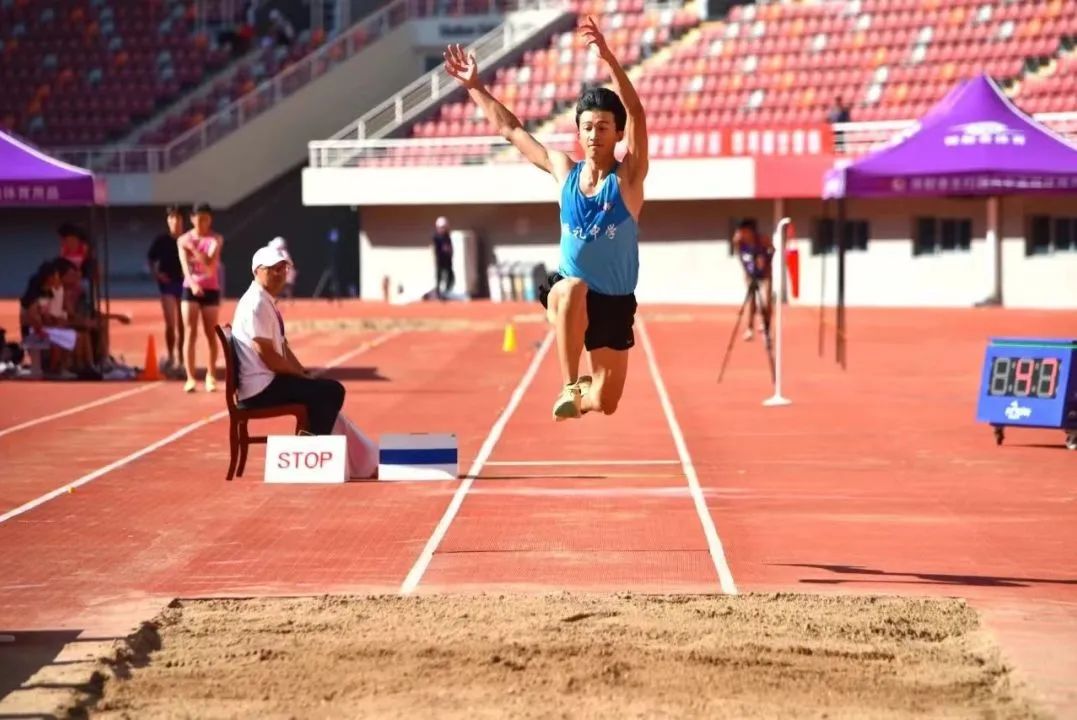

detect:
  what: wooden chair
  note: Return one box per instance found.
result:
[215,324,309,481]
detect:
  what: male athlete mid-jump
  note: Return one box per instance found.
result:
[445,16,649,421]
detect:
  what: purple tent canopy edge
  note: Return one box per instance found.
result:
[823,74,1077,199]
[0,129,106,206]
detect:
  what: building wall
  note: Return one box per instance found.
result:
[357,195,1077,308]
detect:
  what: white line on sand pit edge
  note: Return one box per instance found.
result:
[399,330,555,595]
[484,459,680,467]
[0,382,162,439]
[0,332,397,526]
[637,317,738,595]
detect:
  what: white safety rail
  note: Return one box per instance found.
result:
[47,0,562,174]
[312,125,834,166]
[308,111,1077,168]
[309,132,575,167]
[319,3,569,167]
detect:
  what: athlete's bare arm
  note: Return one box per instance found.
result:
[580,16,648,206]
[176,232,201,295]
[444,43,574,184]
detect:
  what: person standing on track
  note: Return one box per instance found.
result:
[732,219,773,341]
[444,15,649,421]
[147,205,186,374]
[178,202,223,393]
[432,216,454,300]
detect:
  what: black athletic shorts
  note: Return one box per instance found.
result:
[181,288,221,306]
[538,271,637,352]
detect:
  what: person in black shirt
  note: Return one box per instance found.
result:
[147,205,186,372]
[432,216,454,300]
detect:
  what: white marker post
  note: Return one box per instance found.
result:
[764,217,793,407]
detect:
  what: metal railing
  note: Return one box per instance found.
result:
[307,112,1077,168]
[308,124,835,167]
[325,1,566,151]
[46,0,562,174]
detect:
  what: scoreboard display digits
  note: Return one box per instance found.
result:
[987,356,1061,399]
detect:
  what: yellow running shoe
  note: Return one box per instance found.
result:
[552,383,582,421]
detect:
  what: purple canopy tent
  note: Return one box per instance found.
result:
[821,74,1077,366]
[0,129,106,206]
[1,129,113,339]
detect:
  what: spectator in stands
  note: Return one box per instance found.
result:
[231,245,345,435]
[432,216,454,299]
[733,219,773,341]
[178,202,224,393]
[268,236,297,299]
[827,97,851,124]
[268,9,296,47]
[148,205,186,374]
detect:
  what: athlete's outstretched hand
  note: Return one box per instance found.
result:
[579,15,612,61]
[444,43,480,89]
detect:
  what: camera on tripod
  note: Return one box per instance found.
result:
[739,246,774,282]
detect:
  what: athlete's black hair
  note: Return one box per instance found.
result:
[575,87,627,131]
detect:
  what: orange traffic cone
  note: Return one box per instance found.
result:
[139,334,160,380]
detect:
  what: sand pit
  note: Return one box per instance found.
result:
[83,593,1045,719]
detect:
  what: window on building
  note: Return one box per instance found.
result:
[913,216,972,255]
[1027,215,1077,255]
[812,217,869,255]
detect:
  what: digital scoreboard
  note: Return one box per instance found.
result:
[975,338,1077,449]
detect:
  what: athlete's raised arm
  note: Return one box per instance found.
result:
[580,16,648,185]
[444,43,574,184]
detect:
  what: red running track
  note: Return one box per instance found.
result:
[0,302,1074,711]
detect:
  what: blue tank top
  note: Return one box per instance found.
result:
[558,161,639,296]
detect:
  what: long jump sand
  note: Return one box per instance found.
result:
[69,592,1049,719]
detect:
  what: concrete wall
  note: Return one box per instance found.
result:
[105,22,426,208]
[356,195,1077,308]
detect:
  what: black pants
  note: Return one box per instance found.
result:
[436,259,454,297]
[241,374,345,435]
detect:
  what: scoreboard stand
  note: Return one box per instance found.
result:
[975,338,1077,450]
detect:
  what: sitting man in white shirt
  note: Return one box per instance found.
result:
[231,246,345,435]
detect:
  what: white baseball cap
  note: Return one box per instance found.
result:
[251,245,291,273]
[268,236,287,249]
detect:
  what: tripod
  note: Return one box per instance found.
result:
[312,263,341,302]
[313,228,342,302]
[717,276,775,384]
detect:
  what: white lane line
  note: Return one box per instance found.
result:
[399,330,555,595]
[0,332,397,526]
[466,486,696,498]
[637,317,738,595]
[484,459,680,466]
[0,383,162,439]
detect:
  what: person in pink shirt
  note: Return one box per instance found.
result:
[177,202,224,393]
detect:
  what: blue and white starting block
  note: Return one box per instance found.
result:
[378,433,459,481]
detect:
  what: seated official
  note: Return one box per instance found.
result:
[231,246,345,435]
